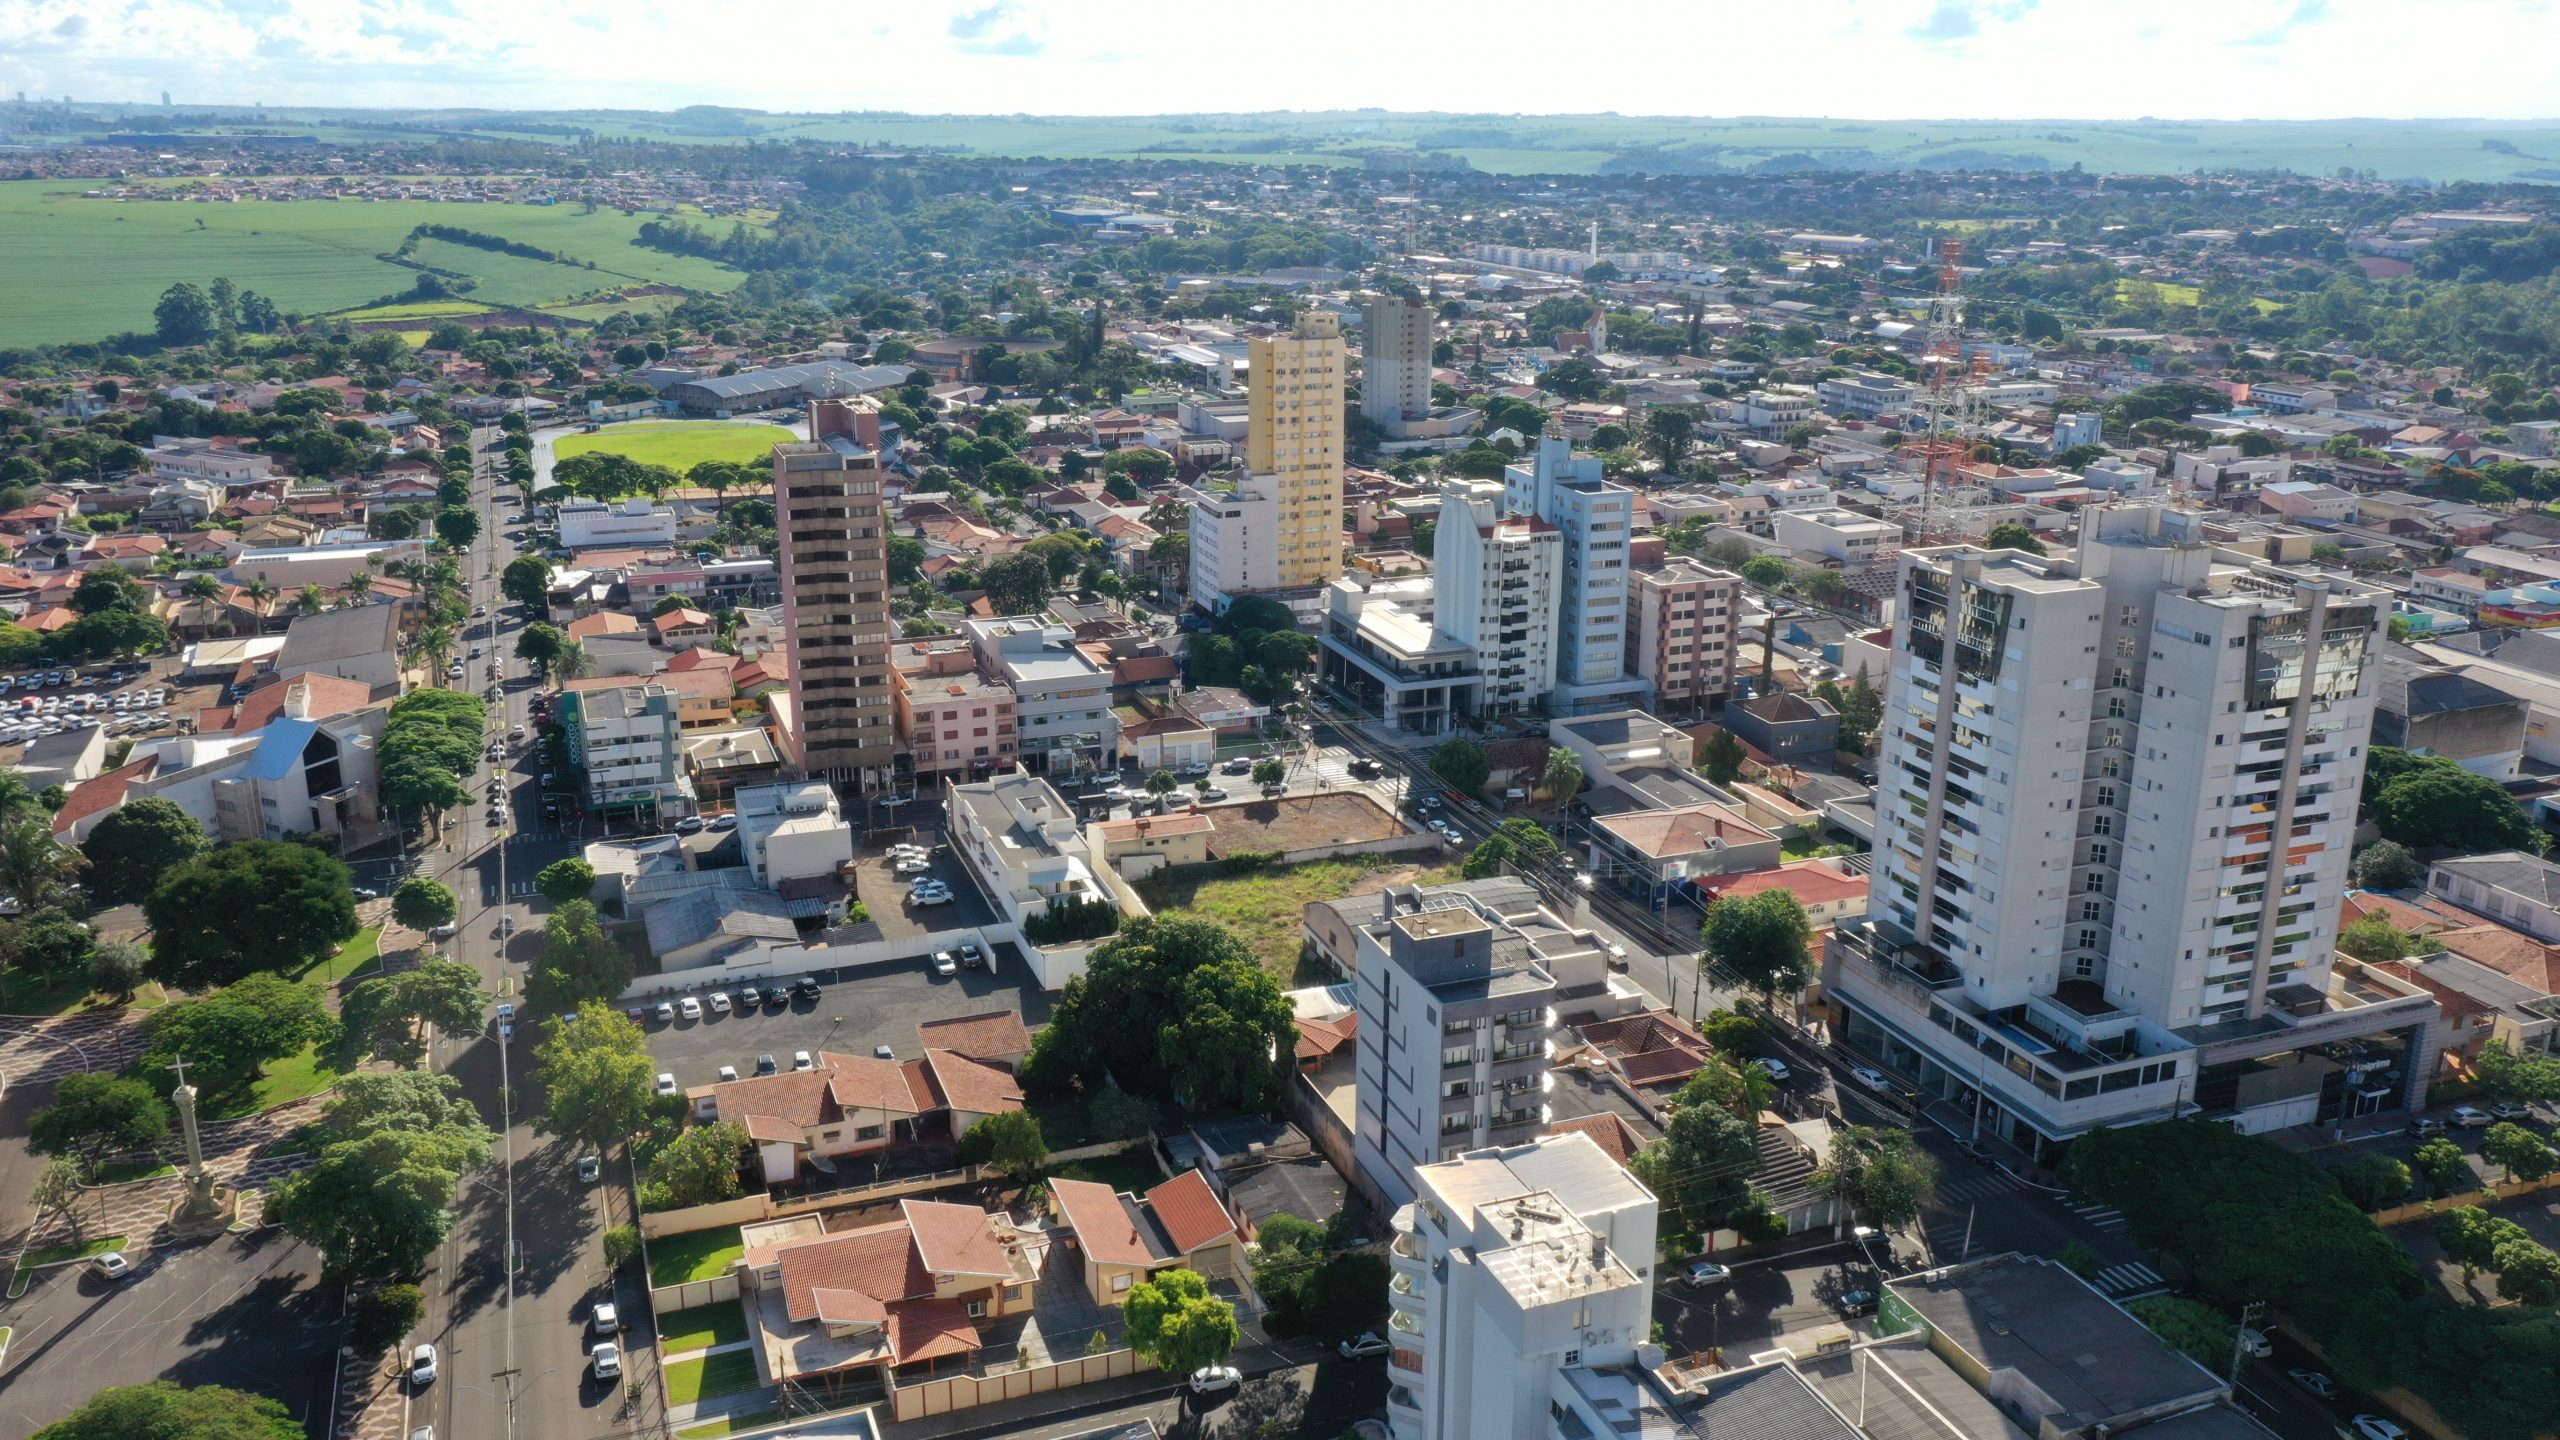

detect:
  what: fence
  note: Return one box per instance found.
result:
[889,1346,1153,1421]
[2370,1171,2560,1227]
[649,1272,741,1314]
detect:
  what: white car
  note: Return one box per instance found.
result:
[1848,1067,1893,1093]
[591,1303,621,1336]
[1187,1365,1242,1396]
[716,1064,738,1083]
[911,886,954,907]
[932,950,959,977]
[410,1343,440,1388]
[708,991,732,1014]
[1755,1057,1791,1083]
[2449,1105,2493,1128]
[792,1050,813,1070]
[655,1072,678,1097]
[91,1251,132,1280]
[678,996,703,1021]
[590,1341,622,1379]
[1337,1333,1390,1359]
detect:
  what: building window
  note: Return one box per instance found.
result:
[1112,1273,1133,1293]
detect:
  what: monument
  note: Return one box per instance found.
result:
[166,1058,239,1235]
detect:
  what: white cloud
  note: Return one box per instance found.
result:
[1,0,2557,120]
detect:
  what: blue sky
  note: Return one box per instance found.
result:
[5,0,2558,120]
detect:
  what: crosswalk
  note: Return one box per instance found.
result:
[2091,1261,2169,1299]
[2071,1202,2130,1232]
[1938,1173,2021,1204]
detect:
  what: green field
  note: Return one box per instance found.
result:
[664,1351,760,1406]
[337,299,493,322]
[0,181,756,347]
[657,1303,749,1353]
[556,421,798,471]
[649,1225,745,1285]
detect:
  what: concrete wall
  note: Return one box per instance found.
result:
[890,1346,1151,1421]
[648,1273,741,1314]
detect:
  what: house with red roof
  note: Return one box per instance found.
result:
[1045,1168,1244,1302]
[651,606,715,646]
[692,1048,1024,1186]
[743,1198,1042,1388]
[1695,858,1869,931]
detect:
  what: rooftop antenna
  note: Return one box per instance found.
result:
[1913,236,1969,544]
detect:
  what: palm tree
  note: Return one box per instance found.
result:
[551,639,594,689]
[415,623,457,682]
[346,569,374,600]
[243,577,277,614]
[295,585,327,615]
[183,573,222,601]
[0,816,83,913]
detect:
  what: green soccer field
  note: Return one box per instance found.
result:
[554,421,800,472]
[0,180,756,348]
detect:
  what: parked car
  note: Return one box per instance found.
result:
[791,976,822,1000]
[932,950,959,977]
[430,922,458,939]
[793,1050,813,1071]
[591,1303,621,1336]
[1848,1067,1893,1093]
[678,996,703,1021]
[2407,1116,2447,1137]
[2352,1418,2408,1440]
[91,1251,132,1281]
[2238,1328,2273,1359]
[674,816,706,835]
[655,1072,678,1097]
[1338,1333,1390,1359]
[912,886,954,906]
[2487,1102,2538,1123]
[709,813,738,831]
[1685,1260,1732,1288]
[960,942,984,969]
[716,1064,738,1082]
[590,1341,622,1380]
[1755,1057,1791,1084]
[410,1344,440,1387]
[874,1044,896,1061]
[655,1002,675,1023]
[2289,1370,2336,1398]
[576,1154,601,1183]
[2450,1105,2493,1129]
[755,1053,778,1076]
[1835,1290,1878,1316]
[708,991,732,1014]
[1187,1365,1242,1396]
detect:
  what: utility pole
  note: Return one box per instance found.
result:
[2228,1301,2264,1385]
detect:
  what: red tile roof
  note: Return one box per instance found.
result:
[914,1012,1031,1064]
[887,1298,981,1365]
[909,1051,1024,1117]
[1144,1170,1235,1256]
[565,611,639,640]
[212,672,375,734]
[50,757,157,836]
[1050,1178,1159,1267]
[774,1221,928,1323]
[1700,859,1868,909]
[1546,1114,1645,1166]
[1294,1012,1356,1063]
[903,1199,1015,1278]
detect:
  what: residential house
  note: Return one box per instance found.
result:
[697,1049,1026,1184]
[1046,1170,1246,1303]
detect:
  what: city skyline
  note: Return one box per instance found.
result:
[8,0,2560,120]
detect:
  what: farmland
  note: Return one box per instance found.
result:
[554,421,802,471]
[0,181,755,348]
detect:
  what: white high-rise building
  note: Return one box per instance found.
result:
[1502,435,1650,715]
[1362,294,1435,430]
[1433,479,1561,716]
[1823,502,2438,1160]
[1383,1131,1659,1440]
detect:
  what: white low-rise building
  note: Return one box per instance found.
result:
[558,497,680,550]
[1772,506,1901,567]
[732,779,853,888]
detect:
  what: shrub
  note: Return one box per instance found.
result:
[351,1283,424,1355]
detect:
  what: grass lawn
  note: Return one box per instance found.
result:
[198,1044,341,1122]
[1134,855,1460,983]
[292,925,383,987]
[0,970,167,1017]
[1049,1144,1165,1195]
[650,1225,745,1286]
[555,421,800,473]
[88,1159,177,1186]
[679,1411,778,1439]
[24,1235,124,1267]
[656,1303,749,1354]
[663,1350,761,1406]
[1780,838,1857,861]
[338,299,492,322]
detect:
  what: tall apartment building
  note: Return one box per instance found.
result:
[1353,884,1618,1208]
[1630,555,1744,712]
[1190,312,1347,614]
[963,617,1119,782]
[1502,435,1649,714]
[772,399,895,788]
[560,682,691,820]
[1384,1131,1658,1440]
[1433,479,1560,716]
[1362,294,1434,430]
[1823,503,2436,1160]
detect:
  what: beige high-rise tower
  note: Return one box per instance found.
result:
[1245,311,1347,590]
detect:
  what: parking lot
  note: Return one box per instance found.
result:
[846,845,1001,945]
[0,1229,340,1439]
[637,955,1053,1093]
[0,663,213,761]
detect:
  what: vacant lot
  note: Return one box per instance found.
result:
[1135,854,1458,983]
[649,1225,745,1286]
[555,421,800,473]
[0,181,753,346]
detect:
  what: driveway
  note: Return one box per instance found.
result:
[0,1227,340,1439]
[640,961,1053,1091]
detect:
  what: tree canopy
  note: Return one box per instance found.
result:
[1429,737,1490,796]
[331,959,486,1069]
[29,1073,171,1177]
[534,1009,657,1154]
[33,1381,302,1440]
[2362,747,2536,852]
[1123,1267,1240,1378]
[1024,916,1292,1111]
[525,899,634,1014]
[266,1071,492,1283]
[76,798,209,906]
[140,972,334,1094]
[142,840,360,991]
[1702,888,1815,1000]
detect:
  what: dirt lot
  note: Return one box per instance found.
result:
[1195,791,1412,858]
[1134,852,1460,984]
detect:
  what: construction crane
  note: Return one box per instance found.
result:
[1909,235,1973,545]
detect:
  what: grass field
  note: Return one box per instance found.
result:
[656,1303,749,1354]
[1049,1144,1166,1195]
[663,1351,761,1406]
[200,1043,341,1122]
[1133,855,1459,982]
[337,299,493,322]
[650,1225,745,1286]
[0,181,756,347]
[555,421,799,471]
[294,925,383,987]
[540,295,679,325]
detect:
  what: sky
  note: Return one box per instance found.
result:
[5,0,2560,121]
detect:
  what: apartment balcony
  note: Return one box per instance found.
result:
[1387,1385,1422,1418]
[1391,1269,1423,1300]
[1388,1308,1423,1338]
[1389,1347,1426,1385]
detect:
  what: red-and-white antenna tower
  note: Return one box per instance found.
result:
[1913,235,1970,543]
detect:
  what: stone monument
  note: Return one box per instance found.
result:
[166,1057,239,1235]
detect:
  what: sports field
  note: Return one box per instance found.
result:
[554,421,799,471]
[0,181,756,348]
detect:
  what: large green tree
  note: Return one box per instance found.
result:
[390,877,459,934]
[1429,737,1490,796]
[2476,1038,2560,1104]
[0,815,84,914]
[1702,888,1815,1002]
[28,1073,171,1178]
[266,1071,492,1283]
[34,1381,301,1440]
[535,857,597,908]
[139,973,334,1093]
[1025,916,1292,1107]
[534,1009,656,1154]
[143,841,359,990]
[2363,747,2535,851]
[956,1109,1050,1180]
[500,555,555,609]
[645,1121,748,1210]
[525,900,634,1014]
[331,960,487,1069]
[980,550,1054,617]
[1161,958,1294,1113]
[1631,1069,1763,1235]
[77,798,209,906]
[1817,1126,1941,1231]
[1123,1267,1239,1378]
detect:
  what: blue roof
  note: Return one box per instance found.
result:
[245,716,318,782]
